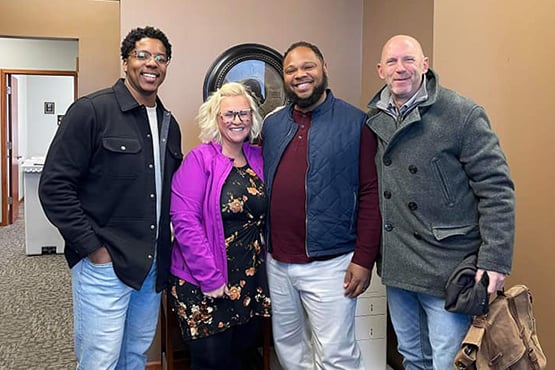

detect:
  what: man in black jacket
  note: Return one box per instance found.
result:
[39,26,182,369]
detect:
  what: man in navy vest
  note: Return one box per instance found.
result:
[262,41,382,370]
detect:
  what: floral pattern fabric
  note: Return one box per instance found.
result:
[169,164,271,340]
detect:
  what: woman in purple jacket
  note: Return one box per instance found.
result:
[168,82,271,369]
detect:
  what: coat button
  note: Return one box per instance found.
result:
[384,191,392,199]
[413,232,422,240]
[408,165,418,174]
[408,201,418,211]
[384,223,394,232]
[384,158,392,166]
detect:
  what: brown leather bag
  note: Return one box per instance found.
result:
[453,285,547,370]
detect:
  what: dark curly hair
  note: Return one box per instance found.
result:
[120,26,172,61]
[283,41,324,64]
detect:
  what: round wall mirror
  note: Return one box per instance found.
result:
[203,43,286,117]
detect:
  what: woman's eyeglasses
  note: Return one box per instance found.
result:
[219,110,252,123]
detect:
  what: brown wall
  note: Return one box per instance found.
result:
[363,0,554,364]
[0,0,121,96]
[361,0,434,108]
[2,0,552,366]
[121,0,366,362]
[434,1,555,361]
[120,0,365,153]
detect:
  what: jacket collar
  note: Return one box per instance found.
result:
[366,70,441,143]
[367,69,440,112]
[112,78,167,113]
[207,141,257,159]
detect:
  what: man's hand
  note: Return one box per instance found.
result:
[88,245,112,264]
[476,269,506,294]
[343,263,371,298]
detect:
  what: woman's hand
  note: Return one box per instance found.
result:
[204,284,230,298]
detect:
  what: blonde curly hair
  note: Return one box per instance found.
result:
[198,82,263,144]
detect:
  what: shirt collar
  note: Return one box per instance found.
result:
[377,74,429,117]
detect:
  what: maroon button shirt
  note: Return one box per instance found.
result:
[269,109,380,268]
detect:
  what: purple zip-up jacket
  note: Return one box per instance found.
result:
[169,141,264,293]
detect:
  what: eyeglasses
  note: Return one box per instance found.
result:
[219,110,253,123]
[129,50,170,65]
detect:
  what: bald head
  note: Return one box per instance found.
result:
[380,35,426,64]
[377,35,429,107]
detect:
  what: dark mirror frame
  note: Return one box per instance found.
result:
[202,43,286,116]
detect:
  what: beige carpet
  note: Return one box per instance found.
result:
[0,210,394,370]
[0,210,74,369]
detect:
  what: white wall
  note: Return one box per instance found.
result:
[0,37,78,70]
[14,75,74,202]
[24,75,74,157]
[15,75,28,200]
[0,37,78,222]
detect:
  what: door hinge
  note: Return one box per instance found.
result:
[7,196,13,205]
[6,86,11,95]
[7,141,12,150]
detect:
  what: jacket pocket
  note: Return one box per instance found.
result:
[431,157,455,206]
[432,224,478,241]
[102,137,142,178]
[103,137,142,153]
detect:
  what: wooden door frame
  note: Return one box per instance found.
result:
[0,69,78,226]
[9,75,20,224]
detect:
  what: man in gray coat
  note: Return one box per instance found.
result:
[366,35,515,369]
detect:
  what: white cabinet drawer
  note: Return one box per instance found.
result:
[357,338,387,370]
[355,315,386,340]
[356,296,387,316]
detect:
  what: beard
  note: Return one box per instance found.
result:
[285,73,328,110]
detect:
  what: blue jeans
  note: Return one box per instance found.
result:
[71,258,161,370]
[387,286,472,370]
[267,252,363,370]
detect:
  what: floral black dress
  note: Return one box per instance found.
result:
[169,164,271,341]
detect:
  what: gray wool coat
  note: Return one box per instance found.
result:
[366,69,515,297]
